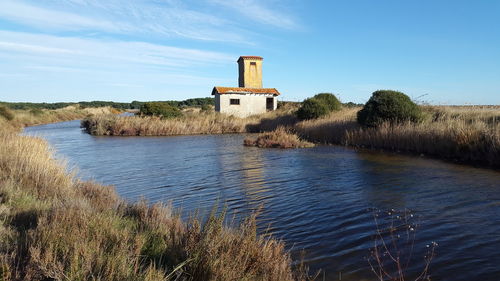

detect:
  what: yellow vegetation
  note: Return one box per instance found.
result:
[244,127,314,148]
[0,124,314,280]
[295,106,500,167]
[0,106,119,131]
[81,104,299,136]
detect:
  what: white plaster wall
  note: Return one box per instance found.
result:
[216,94,276,117]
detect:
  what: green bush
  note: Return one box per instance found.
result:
[139,102,182,119]
[0,105,14,121]
[296,98,329,120]
[296,93,342,120]
[313,93,342,111]
[200,104,212,112]
[357,90,423,127]
[29,108,44,116]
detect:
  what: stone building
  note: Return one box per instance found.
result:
[212,56,280,117]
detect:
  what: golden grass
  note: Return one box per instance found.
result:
[244,127,314,148]
[0,126,314,280]
[81,104,299,136]
[81,104,499,167]
[0,106,119,132]
[294,105,500,167]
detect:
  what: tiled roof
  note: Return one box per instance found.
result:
[212,87,280,96]
[237,56,263,61]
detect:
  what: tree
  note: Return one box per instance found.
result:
[357,90,423,127]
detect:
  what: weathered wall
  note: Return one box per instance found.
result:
[238,59,263,88]
[216,94,276,117]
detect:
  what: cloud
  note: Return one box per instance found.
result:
[0,30,234,68]
[0,0,248,42]
[208,0,300,30]
[0,1,127,32]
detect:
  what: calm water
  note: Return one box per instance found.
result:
[25,120,500,281]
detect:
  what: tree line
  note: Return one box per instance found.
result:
[0,98,215,110]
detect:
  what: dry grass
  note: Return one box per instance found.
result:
[294,105,500,167]
[244,127,314,149]
[81,104,299,136]
[0,126,314,280]
[0,106,119,132]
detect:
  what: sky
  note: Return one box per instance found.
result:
[0,0,499,104]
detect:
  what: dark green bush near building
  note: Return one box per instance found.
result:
[313,93,342,112]
[296,98,329,120]
[139,102,182,119]
[296,93,342,120]
[357,90,423,127]
[0,105,14,120]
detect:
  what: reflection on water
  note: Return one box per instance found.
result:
[24,120,500,281]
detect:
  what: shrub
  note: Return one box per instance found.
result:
[296,93,342,120]
[357,90,423,127]
[312,93,341,112]
[140,102,182,119]
[200,104,212,112]
[296,98,329,120]
[0,105,14,121]
[29,108,44,116]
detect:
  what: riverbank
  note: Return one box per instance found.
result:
[81,105,499,168]
[0,105,119,132]
[0,122,312,280]
[295,105,500,168]
[81,104,299,136]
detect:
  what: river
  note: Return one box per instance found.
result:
[24,120,500,281]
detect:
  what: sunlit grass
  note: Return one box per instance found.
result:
[0,123,314,280]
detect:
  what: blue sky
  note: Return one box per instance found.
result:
[0,0,499,104]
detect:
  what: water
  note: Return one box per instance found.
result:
[25,120,500,281]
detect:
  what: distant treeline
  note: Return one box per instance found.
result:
[0,98,215,110]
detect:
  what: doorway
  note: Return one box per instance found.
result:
[266,98,274,111]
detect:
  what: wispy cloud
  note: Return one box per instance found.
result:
[209,0,300,30]
[0,1,127,33]
[0,31,234,68]
[0,0,248,42]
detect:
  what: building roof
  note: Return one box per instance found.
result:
[212,86,280,96]
[237,56,263,62]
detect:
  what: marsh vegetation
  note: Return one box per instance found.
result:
[0,122,314,281]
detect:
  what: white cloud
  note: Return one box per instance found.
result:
[0,1,127,32]
[0,0,248,42]
[209,0,300,30]
[0,31,234,68]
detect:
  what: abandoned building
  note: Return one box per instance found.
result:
[212,56,281,117]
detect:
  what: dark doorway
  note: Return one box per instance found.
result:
[266,98,274,111]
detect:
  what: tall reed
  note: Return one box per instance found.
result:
[0,127,314,280]
[82,105,299,136]
[0,106,119,131]
[294,106,500,167]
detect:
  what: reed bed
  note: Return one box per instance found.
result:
[294,105,500,167]
[0,106,119,131]
[0,127,313,280]
[81,105,299,136]
[244,127,314,149]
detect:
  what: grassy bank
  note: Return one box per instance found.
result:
[0,105,119,131]
[244,127,314,148]
[80,104,499,167]
[0,124,313,280]
[295,106,500,168]
[81,105,299,136]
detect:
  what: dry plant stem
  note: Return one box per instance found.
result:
[368,209,437,281]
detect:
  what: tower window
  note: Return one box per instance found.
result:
[250,62,256,66]
[230,99,240,105]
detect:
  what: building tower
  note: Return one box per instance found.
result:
[238,56,263,88]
